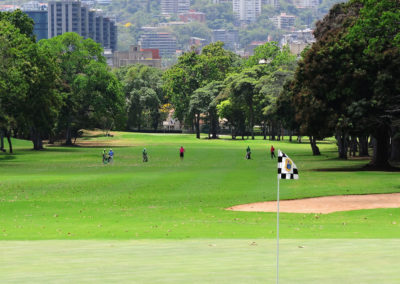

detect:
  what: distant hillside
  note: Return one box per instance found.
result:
[6,0,347,53]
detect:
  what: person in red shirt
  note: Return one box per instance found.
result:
[180,146,185,159]
[270,145,275,159]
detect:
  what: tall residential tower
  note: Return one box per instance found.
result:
[47,0,117,51]
[233,0,261,23]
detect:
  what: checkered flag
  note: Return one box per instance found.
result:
[277,150,299,180]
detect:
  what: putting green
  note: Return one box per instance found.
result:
[1,239,399,283]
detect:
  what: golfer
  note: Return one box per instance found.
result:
[102,149,107,163]
[271,145,276,159]
[108,149,114,163]
[180,146,185,159]
[143,148,148,162]
[246,146,251,159]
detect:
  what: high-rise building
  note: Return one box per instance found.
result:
[233,0,261,23]
[48,1,117,51]
[22,1,48,41]
[271,13,296,30]
[48,0,82,37]
[80,5,89,38]
[161,0,190,15]
[109,20,117,52]
[139,32,177,57]
[88,9,97,39]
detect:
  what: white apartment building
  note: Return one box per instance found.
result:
[161,0,190,15]
[233,0,261,23]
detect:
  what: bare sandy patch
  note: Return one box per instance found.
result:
[227,193,400,214]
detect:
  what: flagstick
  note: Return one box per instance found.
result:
[277,175,280,284]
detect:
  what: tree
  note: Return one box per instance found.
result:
[25,43,62,150]
[121,64,164,131]
[0,18,62,151]
[275,81,300,142]
[217,99,246,139]
[258,68,295,140]
[345,0,400,167]
[229,70,259,140]
[0,9,35,39]
[39,32,105,144]
[0,11,37,152]
[189,81,225,139]
[163,42,239,137]
[0,20,29,152]
[163,51,200,128]
[290,1,364,157]
[293,0,400,165]
[73,61,126,136]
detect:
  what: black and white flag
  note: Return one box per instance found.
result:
[277,150,299,180]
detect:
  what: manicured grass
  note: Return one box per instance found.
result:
[0,132,399,239]
[1,239,400,283]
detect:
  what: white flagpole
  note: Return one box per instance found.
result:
[277,175,280,284]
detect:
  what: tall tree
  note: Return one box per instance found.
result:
[73,61,126,135]
[189,81,225,139]
[163,42,239,137]
[217,99,246,140]
[0,9,34,39]
[39,32,105,144]
[345,0,400,167]
[229,69,259,140]
[290,0,400,165]
[121,64,164,131]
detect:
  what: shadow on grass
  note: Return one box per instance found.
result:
[313,164,400,172]
[45,144,126,149]
[0,154,17,161]
[41,147,81,153]
[80,134,113,140]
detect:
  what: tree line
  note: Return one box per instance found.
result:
[284,0,400,168]
[0,10,125,151]
[162,0,400,168]
[1,0,399,169]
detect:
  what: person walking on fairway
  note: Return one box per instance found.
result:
[270,145,276,159]
[102,149,107,164]
[142,148,148,162]
[108,149,114,163]
[180,146,185,159]
[246,146,251,159]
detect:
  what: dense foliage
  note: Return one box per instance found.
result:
[1,0,399,167]
[286,0,400,166]
[0,11,126,150]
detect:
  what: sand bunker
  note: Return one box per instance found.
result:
[227,193,400,214]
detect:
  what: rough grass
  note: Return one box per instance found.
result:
[0,132,399,240]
